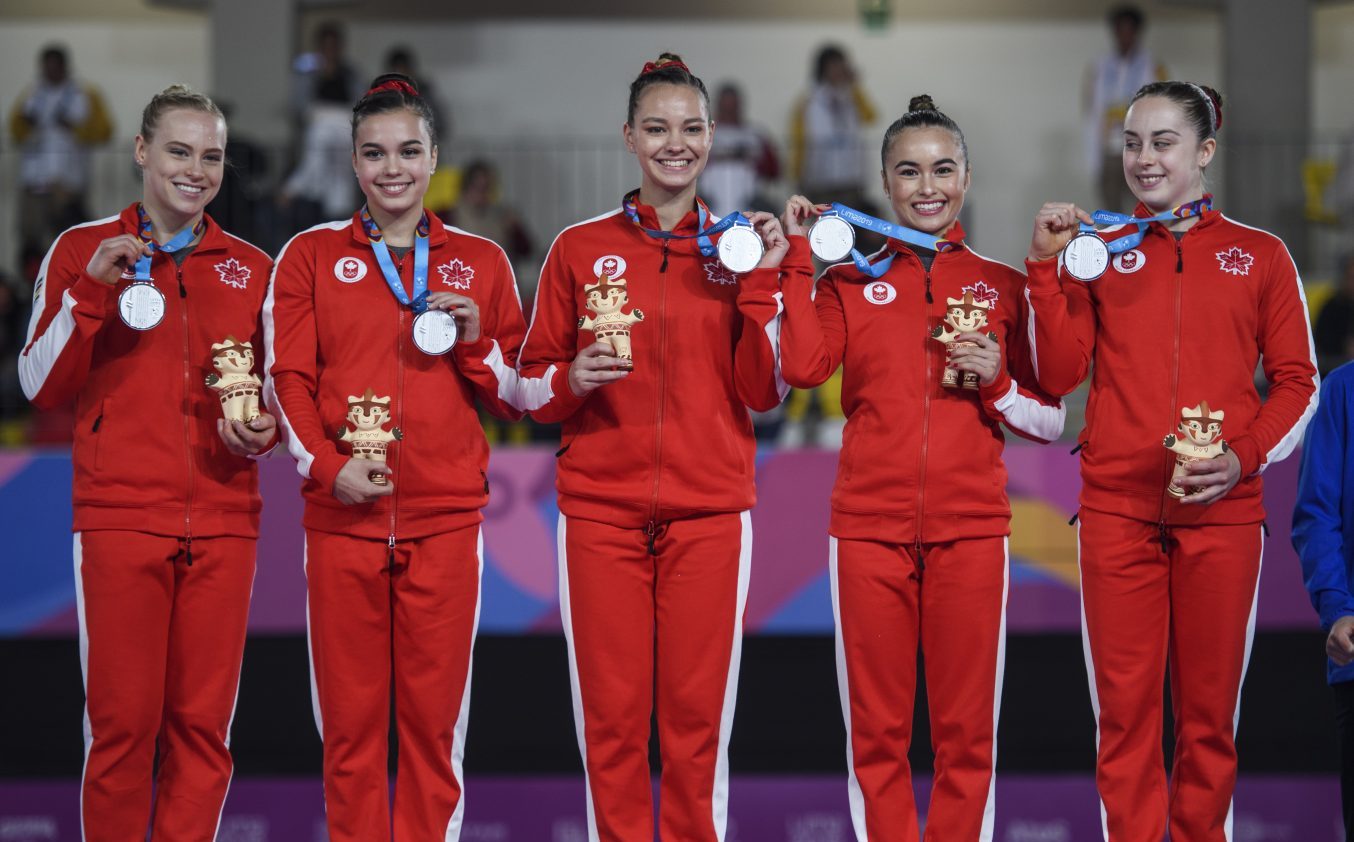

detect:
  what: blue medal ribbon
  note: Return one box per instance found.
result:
[133,205,203,282]
[821,203,958,279]
[1077,195,1212,254]
[361,206,430,315]
[622,190,739,257]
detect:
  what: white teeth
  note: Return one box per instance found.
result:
[379,183,410,193]
[659,160,690,168]
[914,201,943,212]
[174,184,203,195]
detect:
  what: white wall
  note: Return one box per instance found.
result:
[6,9,1354,266]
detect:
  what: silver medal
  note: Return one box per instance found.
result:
[1062,233,1111,282]
[118,282,166,331]
[717,225,764,274]
[412,309,458,355]
[808,215,855,263]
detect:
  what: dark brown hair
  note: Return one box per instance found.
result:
[351,73,437,147]
[626,53,708,126]
[1129,81,1224,142]
[880,95,969,169]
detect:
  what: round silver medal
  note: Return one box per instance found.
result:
[717,225,764,274]
[118,282,166,331]
[412,309,458,355]
[1062,233,1111,282]
[808,216,855,262]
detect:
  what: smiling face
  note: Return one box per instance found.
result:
[947,304,988,331]
[1180,417,1222,446]
[213,346,254,374]
[1122,95,1215,213]
[585,285,627,315]
[353,108,437,224]
[881,126,970,236]
[623,83,712,196]
[135,108,226,231]
[347,401,391,430]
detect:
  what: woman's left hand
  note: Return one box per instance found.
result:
[1178,449,1243,505]
[426,292,481,343]
[218,413,277,457]
[746,211,789,270]
[949,332,1002,386]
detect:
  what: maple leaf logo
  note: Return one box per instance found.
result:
[1215,247,1254,277]
[214,258,250,289]
[703,261,739,286]
[438,259,475,290]
[961,280,999,308]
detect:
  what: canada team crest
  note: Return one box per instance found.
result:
[864,281,896,305]
[1113,249,1146,274]
[960,280,999,310]
[1216,247,1254,277]
[703,261,739,286]
[593,255,627,280]
[334,257,368,283]
[438,259,475,290]
[214,258,251,289]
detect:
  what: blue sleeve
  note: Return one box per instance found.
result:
[1292,370,1354,631]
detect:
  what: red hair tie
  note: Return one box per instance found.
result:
[366,79,418,98]
[641,59,690,76]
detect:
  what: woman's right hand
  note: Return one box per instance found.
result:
[782,195,823,238]
[568,341,631,398]
[85,235,152,286]
[1028,202,1093,263]
[332,458,394,505]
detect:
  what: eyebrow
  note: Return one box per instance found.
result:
[894,158,959,168]
[166,140,225,155]
[1123,129,1181,138]
[360,139,423,149]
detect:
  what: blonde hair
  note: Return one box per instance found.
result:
[140,84,224,141]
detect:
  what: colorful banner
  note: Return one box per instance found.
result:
[0,775,1340,841]
[0,444,1317,636]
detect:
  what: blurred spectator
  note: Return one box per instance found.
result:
[790,44,876,209]
[7,44,113,268]
[1085,5,1167,211]
[444,160,534,293]
[386,46,450,143]
[206,101,269,247]
[280,22,361,224]
[0,271,29,440]
[701,83,781,217]
[1316,255,1354,376]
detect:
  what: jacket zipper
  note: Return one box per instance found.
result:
[915,270,933,574]
[178,263,194,564]
[390,260,409,559]
[1158,238,1185,544]
[648,242,671,541]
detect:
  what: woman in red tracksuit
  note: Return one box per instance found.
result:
[1026,82,1318,841]
[264,75,528,842]
[516,54,806,841]
[18,86,275,841]
[777,96,1064,841]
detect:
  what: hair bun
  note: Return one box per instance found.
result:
[1199,84,1224,131]
[641,53,691,77]
[363,73,420,100]
[908,95,938,113]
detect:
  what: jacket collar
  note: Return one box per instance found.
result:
[885,219,967,260]
[622,190,717,244]
[118,202,231,254]
[347,207,451,248]
[1131,197,1220,238]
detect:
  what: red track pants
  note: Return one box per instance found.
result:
[558,512,751,842]
[831,535,1008,842]
[75,530,255,842]
[305,525,482,842]
[1078,510,1263,842]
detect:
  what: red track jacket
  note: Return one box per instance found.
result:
[1025,206,1319,525]
[20,204,273,538]
[265,211,527,540]
[778,225,1065,545]
[517,196,806,527]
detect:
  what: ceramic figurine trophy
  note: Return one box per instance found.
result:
[1163,401,1228,498]
[204,336,262,423]
[578,267,644,361]
[337,389,402,486]
[930,291,995,390]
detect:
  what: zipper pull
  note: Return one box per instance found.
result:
[659,242,669,274]
[184,536,193,567]
[914,538,926,573]
[92,414,103,432]
[1067,511,1080,527]
[1175,244,1183,273]
[924,273,933,304]
[177,268,187,299]
[388,534,396,566]
[646,520,658,556]
[1158,521,1170,554]
[1069,441,1085,455]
